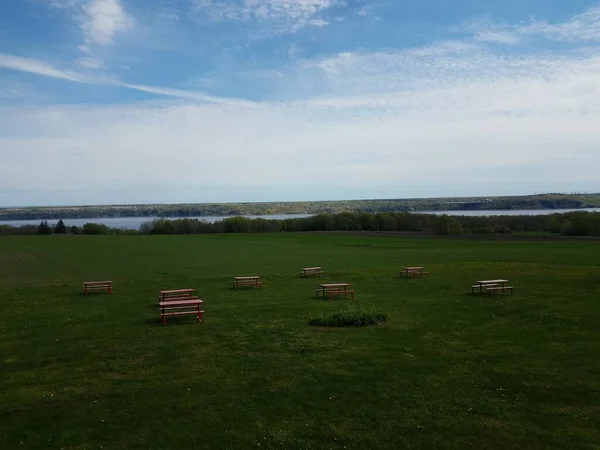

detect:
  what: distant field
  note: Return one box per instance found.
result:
[1,234,599,449]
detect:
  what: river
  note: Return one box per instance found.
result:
[2,209,599,230]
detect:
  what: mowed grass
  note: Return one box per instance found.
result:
[1,233,599,449]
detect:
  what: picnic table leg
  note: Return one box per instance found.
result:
[108,285,112,295]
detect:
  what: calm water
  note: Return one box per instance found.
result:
[421,208,600,217]
[2,209,600,230]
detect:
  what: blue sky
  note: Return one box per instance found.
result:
[1,0,600,206]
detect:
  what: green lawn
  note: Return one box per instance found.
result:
[1,233,599,449]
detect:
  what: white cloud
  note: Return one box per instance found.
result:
[193,0,337,31]
[45,0,134,68]
[0,53,84,83]
[117,83,257,107]
[44,0,79,9]
[81,0,134,46]
[76,55,107,69]
[466,5,600,45]
[3,4,600,203]
[474,29,521,45]
[525,6,600,42]
[3,38,600,203]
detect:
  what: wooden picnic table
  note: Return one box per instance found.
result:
[233,276,263,289]
[316,283,354,300]
[400,267,429,278]
[476,279,509,287]
[159,298,204,325]
[301,267,323,277]
[472,279,513,295]
[83,281,112,295]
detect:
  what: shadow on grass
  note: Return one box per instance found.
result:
[79,292,114,298]
[144,317,204,327]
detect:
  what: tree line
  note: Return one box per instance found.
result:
[0,220,137,236]
[1,193,599,221]
[3,211,599,237]
[137,211,600,236]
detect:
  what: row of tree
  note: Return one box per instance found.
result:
[1,211,600,237]
[138,211,600,236]
[0,220,135,236]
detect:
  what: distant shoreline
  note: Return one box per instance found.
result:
[1,193,599,222]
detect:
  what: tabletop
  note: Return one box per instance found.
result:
[320,283,351,288]
[403,267,425,270]
[235,276,260,280]
[303,267,323,270]
[476,279,508,284]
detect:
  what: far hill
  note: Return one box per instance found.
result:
[1,193,599,221]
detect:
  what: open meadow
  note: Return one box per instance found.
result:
[1,233,599,449]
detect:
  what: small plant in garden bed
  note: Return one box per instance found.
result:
[308,308,387,327]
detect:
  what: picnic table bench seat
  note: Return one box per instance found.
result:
[471,283,498,294]
[83,281,112,295]
[485,286,514,296]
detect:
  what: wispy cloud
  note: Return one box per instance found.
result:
[118,82,257,107]
[466,5,600,45]
[0,52,256,106]
[473,29,521,45]
[193,0,338,32]
[0,53,84,83]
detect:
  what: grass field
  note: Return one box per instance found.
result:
[1,233,599,449]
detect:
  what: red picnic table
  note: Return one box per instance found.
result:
[316,283,354,300]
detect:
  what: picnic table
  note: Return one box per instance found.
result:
[83,281,112,295]
[300,267,323,278]
[400,267,429,278]
[159,298,204,325]
[316,283,354,300]
[233,276,263,290]
[472,279,513,295]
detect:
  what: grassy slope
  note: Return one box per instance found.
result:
[0,234,599,449]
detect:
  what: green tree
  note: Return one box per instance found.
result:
[433,216,463,235]
[37,220,52,235]
[82,223,111,235]
[54,219,67,234]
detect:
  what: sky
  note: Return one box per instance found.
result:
[1,1,600,206]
